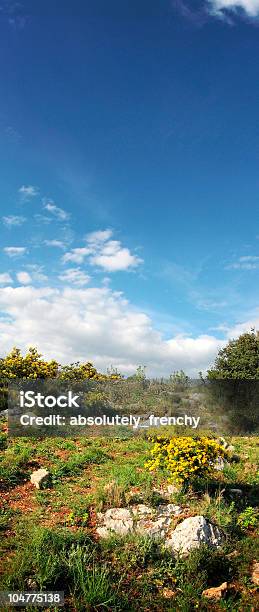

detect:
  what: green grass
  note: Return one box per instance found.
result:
[0,432,258,610]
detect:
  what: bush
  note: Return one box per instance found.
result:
[237,506,258,530]
[0,347,58,379]
[145,436,227,486]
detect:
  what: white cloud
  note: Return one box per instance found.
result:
[44,239,66,249]
[63,229,143,272]
[0,284,224,376]
[0,273,12,285]
[86,229,113,245]
[209,0,259,16]
[59,268,91,286]
[226,255,259,270]
[43,199,70,221]
[3,215,26,227]
[19,185,38,200]
[62,247,91,264]
[16,271,31,285]
[90,240,143,272]
[4,247,27,258]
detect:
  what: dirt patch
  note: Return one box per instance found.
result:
[1,481,36,513]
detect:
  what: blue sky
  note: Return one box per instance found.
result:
[1,0,259,375]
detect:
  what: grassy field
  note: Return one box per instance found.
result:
[0,418,258,611]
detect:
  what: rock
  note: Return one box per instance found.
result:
[136,516,171,539]
[30,468,50,489]
[96,507,133,538]
[134,503,183,539]
[251,560,259,586]
[131,504,154,517]
[96,503,183,539]
[202,582,228,601]
[229,488,243,496]
[156,504,182,517]
[165,515,225,556]
[162,588,176,599]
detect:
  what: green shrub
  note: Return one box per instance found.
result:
[237,506,258,530]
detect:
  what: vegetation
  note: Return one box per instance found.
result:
[208,329,259,379]
[0,336,258,609]
[0,425,258,611]
[145,436,228,486]
[0,346,122,381]
[0,347,58,380]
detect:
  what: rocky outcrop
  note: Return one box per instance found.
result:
[96,503,182,539]
[165,515,225,556]
[96,507,225,558]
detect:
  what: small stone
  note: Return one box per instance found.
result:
[202,582,228,601]
[30,468,50,489]
[165,515,225,556]
[162,588,176,599]
[251,560,259,586]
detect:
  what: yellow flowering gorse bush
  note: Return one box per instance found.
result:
[145,436,227,485]
[0,347,122,381]
[0,347,58,379]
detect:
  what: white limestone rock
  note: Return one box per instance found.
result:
[165,515,225,556]
[96,507,133,538]
[30,468,50,489]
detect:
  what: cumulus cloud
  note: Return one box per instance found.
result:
[43,199,70,221]
[90,240,143,272]
[16,271,31,285]
[19,185,38,200]
[4,247,27,258]
[2,215,26,227]
[59,268,91,287]
[0,284,224,376]
[62,247,91,264]
[209,0,259,16]
[63,229,143,272]
[0,273,12,285]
